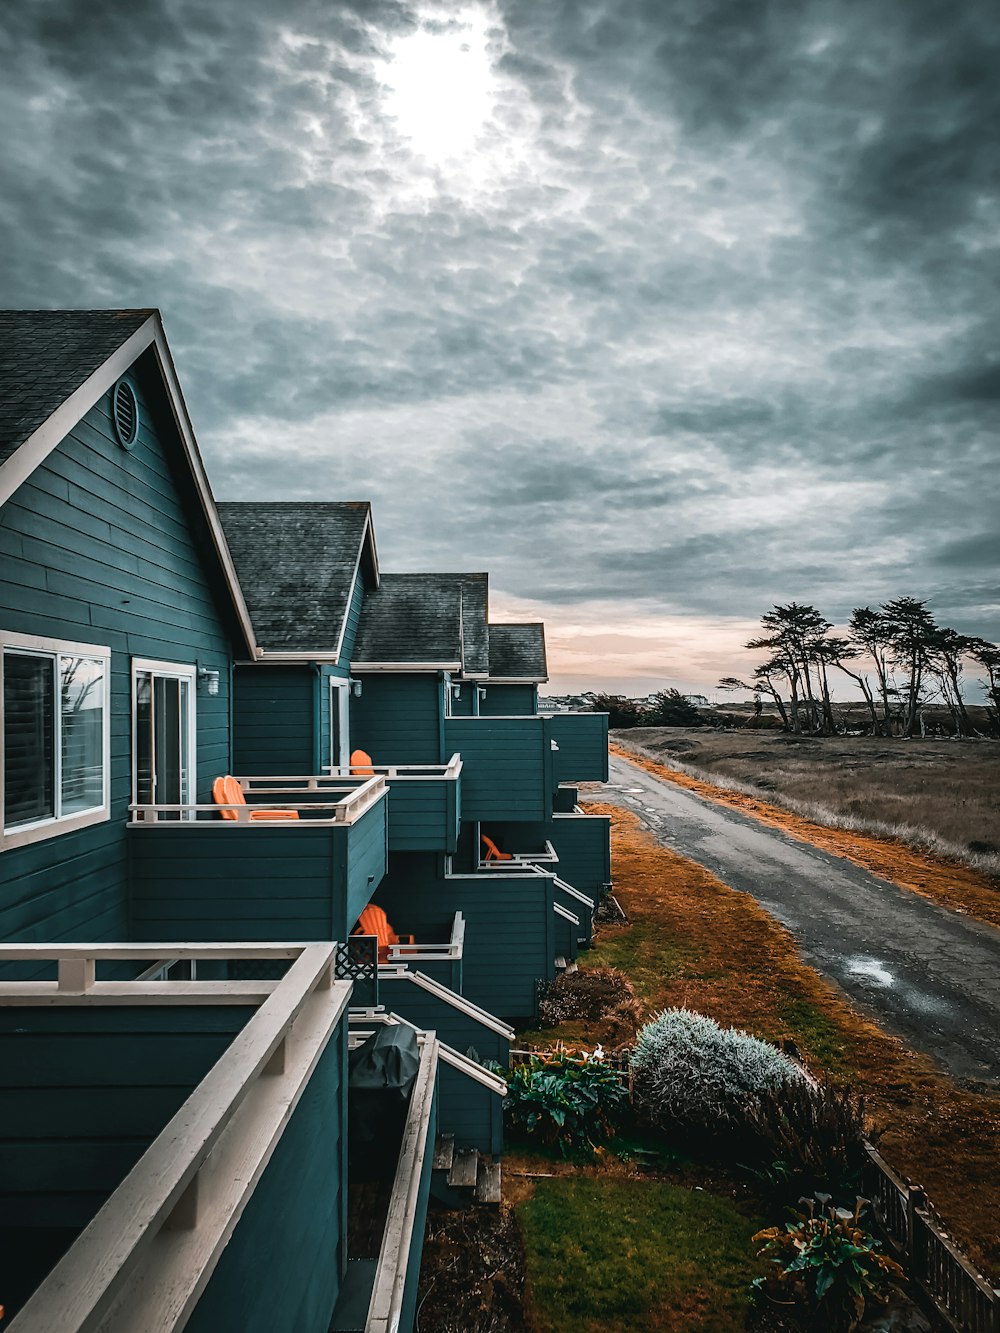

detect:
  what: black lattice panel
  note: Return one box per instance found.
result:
[336,935,378,1007]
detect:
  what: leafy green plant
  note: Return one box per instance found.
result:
[747,1079,870,1202]
[503,1046,628,1156]
[752,1195,904,1331]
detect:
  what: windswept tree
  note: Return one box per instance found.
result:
[643,689,703,727]
[926,627,977,737]
[847,608,895,735]
[880,598,940,737]
[968,639,1000,731]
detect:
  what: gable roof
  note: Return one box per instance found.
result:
[0,308,258,653]
[217,502,378,657]
[488,623,548,681]
[352,572,488,671]
[0,309,155,466]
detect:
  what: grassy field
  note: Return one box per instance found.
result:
[619,727,1000,875]
[517,1175,762,1332]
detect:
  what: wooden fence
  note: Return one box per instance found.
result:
[512,1044,999,1333]
[862,1142,999,1333]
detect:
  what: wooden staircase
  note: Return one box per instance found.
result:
[431,1133,501,1206]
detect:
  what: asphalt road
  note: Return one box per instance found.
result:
[605,751,1000,1086]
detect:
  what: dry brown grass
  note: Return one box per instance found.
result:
[610,740,1000,928]
[619,727,1000,878]
[529,802,1000,1282]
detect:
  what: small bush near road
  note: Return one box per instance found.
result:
[748,1079,870,1204]
[753,1196,904,1332]
[503,1046,627,1157]
[632,1008,805,1140]
[537,965,641,1029]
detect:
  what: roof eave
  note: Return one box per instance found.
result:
[0,312,261,659]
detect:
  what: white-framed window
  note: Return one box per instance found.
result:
[1,632,111,850]
[131,659,197,812]
[330,678,350,770]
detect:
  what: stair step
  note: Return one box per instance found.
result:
[432,1133,455,1172]
[448,1148,479,1189]
[475,1159,502,1205]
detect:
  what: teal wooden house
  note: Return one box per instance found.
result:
[0,312,509,1332]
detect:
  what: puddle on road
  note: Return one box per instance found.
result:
[846,956,895,988]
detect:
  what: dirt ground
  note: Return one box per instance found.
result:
[540,800,1000,1283]
[619,727,1000,877]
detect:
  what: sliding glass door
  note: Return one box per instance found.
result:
[133,661,196,813]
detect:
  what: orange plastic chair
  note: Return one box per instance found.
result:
[350,748,375,776]
[481,833,513,862]
[212,775,299,822]
[353,903,414,962]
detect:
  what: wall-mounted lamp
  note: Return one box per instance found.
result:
[477,687,487,702]
[197,666,220,697]
[451,683,462,700]
[350,678,363,698]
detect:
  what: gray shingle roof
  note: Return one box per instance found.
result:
[353,572,488,669]
[218,502,372,654]
[0,309,154,465]
[488,623,548,680]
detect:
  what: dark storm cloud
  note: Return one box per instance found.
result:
[1,0,998,679]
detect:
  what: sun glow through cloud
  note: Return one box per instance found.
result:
[381,7,499,165]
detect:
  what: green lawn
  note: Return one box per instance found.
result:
[517,1176,764,1332]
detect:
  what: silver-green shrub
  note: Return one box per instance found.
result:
[632,1008,805,1132]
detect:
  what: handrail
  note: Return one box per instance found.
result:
[554,901,580,925]
[553,876,596,910]
[366,1033,439,1333]
[377,969,513,1041]
[437,1041,508,1095]
[4,943,351,1332]
[128,776,386,826]
[317,755,463,782]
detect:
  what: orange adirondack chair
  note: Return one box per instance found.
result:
[481,833,513,862]
[212,775,300,822]
[353,903,414,962]
[350,748,375,776]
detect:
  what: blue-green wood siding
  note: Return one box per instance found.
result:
[399,1082,437,1333]
[338,573,365,672]
[386,777,460,853]
[0,365,236,947]
[232,665,315,774]
[375,854,554,1020]
[480,685,536,716]
[186,1020,348,1333]
[443,717,552,822]
[547,712,609,783]
[128,799,388,942]
[0,1003,252,1319]
[351,674,442,765]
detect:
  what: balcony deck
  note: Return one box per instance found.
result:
[127,778,388,943]
[0,942,353,1333]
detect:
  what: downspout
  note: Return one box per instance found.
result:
[311,663,323,774]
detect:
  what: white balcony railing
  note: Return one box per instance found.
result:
[322,753,463,782]
[384,910,466,965]
[1,943,352,1333]
[128,774,387,825]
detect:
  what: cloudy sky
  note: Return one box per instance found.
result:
[2,0,998,693]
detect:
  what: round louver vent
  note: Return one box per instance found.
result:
[112,378,138,449]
